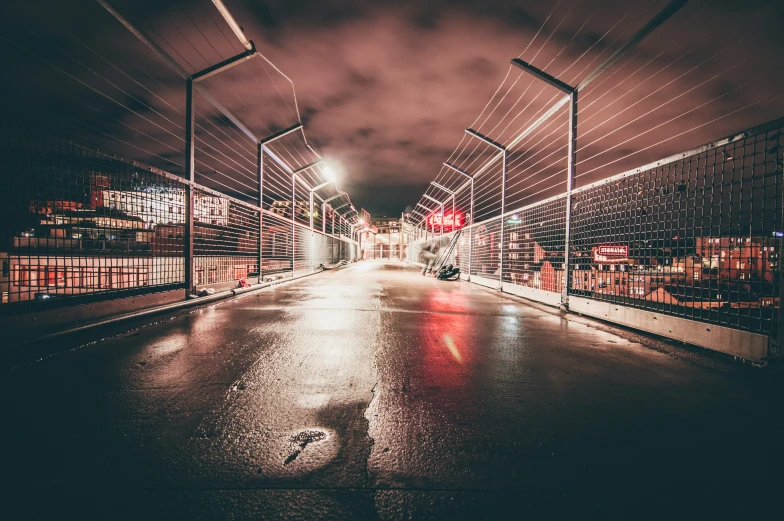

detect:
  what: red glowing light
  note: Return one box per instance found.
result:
[427,212,464,229]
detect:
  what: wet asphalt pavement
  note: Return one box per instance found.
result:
[2,261,782,519]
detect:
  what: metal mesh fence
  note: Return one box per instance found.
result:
[406,118,784,353]
[0,124,359,313]
[470,218,502,282]
[0,123,185,309]
[502,196,566,292]
[261,211,293,278]
[568,120,784,337]
[193,186,259,290]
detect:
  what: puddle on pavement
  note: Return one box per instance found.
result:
[283,429,328,466]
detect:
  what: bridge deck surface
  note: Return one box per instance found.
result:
[2,261,781,519]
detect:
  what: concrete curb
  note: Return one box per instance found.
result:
[13,265,348,347]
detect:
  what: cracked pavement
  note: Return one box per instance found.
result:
[2,261,782,519]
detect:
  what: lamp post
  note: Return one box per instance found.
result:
[291,160,325,274]
[444,162,474,281]
[465,128,506,290]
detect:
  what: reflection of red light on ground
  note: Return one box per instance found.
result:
[417,314,473,389]
[442,334,462,363]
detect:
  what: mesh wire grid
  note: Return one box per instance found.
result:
[0,123,186,310]
[192,185,259,288]
[568,121,784,337]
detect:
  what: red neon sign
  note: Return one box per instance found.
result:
[428,212,464,229]
[597,245,628,257]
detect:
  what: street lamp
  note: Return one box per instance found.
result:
[322,192,347,234]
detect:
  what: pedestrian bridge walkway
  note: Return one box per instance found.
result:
[2,261,780,519]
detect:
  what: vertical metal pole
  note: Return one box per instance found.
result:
[778,153,784,357]
[440,203,444,236]
[322,202,327,234]
[468,178,474,281]
[451,195,455,235]
[309,190,314,271]
[184,78,195,298]
[256,143,264,284]
[563,91,578,308]
[499,150,507,291]
[291,174,296,276]
[309,191,314,230]
[401,211,404,260]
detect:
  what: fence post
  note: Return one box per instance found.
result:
[309,190,314,271]
[499,150,507,291]
[562,91,578,308]
[257,143,263,283]
[469,177,474,281]
[184,77,195,298]
[291,174,296,276]
[778,155,784,357]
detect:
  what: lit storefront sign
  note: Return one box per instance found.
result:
[593,244,629,263]
[427,212,464,229]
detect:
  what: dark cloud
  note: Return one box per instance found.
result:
[0,0,782,217]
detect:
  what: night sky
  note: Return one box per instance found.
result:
[1,0,783,215]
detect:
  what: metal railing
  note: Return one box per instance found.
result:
[0,0,361,313]
[406,118,784,356]
[404,0,784,358]
[0,123,359,311]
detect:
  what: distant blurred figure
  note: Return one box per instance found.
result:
[420,239,440,275]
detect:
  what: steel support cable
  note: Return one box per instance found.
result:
[507,137,570,193]
[515,0,565,60]
[0,33,195,153]
[472,0,571,134]
[194,99,257,156]
[165,6,216,67]
[101,0,317,186]
[40,6,184,100]
[574,0,717,109]
[194,107,257,160]
[573,0,772,128]
[67,95,183,161]
[412,0,667,223]
[503,0,722,176]
[576,57,751,163]
[506,109,571,175]
[577,41,749,152]
[193,137,257,183]
[198,173,257,196]
[176,2,229,62]
[192,153,258,188]
[252,55,298,120]
[197,0,243,52]
[192,125,258,177]
[62,114,183,169]
[504,26,717,177]
[201,0,302,125]
[45,21,186,122]
[459,0,641,181]
[220,59,297,151]
[145,24,198,72]
[575,65,784,179]
[487,16,593,148]
[449,0,583,182]
[414,0,591,212]
[421,0,570,195]
[523,0,580,69]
